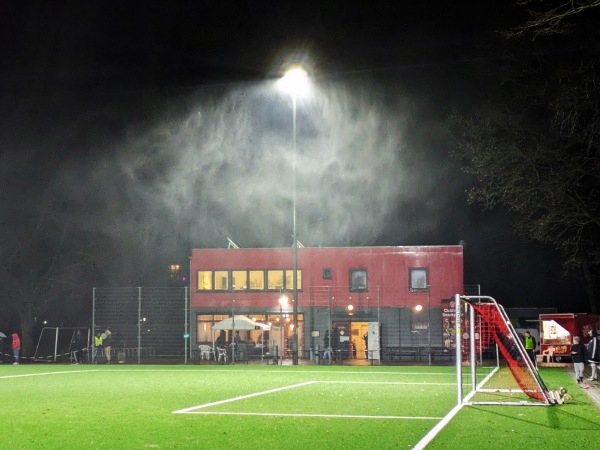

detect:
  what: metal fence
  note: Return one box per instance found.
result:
[92,285,480,364]
[92,287,189,364]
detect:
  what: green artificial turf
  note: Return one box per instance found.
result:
[1,364,598,449]
[429,367,600,449]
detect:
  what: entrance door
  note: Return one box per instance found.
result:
[351,322,369,359]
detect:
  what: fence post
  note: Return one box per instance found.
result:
[138,287,142,364]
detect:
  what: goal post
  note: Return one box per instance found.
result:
[455,294,557,406]
[33,327,91,363]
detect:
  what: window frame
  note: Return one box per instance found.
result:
[232,270,248,290]
[197,270,213,291]
[267,269,285,290]
[285,269,302,290]
[409,267,429,291]
[248,270,265,290]
[213,270,230,291]
[349,268,368,292]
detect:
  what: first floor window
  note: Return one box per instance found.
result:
[214,270,229,290]
[232,271,247,290]
[249,270,265,290]
[197,271,212,290]
[409,267,428,291]
[350,268,367,292]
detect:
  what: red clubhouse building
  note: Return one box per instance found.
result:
[190,245,464,361]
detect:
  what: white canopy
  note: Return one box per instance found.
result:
[212,315,270,331]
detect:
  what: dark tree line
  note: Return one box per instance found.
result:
[451,1,600,312]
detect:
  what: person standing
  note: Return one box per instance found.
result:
[571,336,587,385]
[71,329,84,364]
[233,330,241,345]
[216,330,226,348]
[363,332,369,358]
[323,330,333,363]
[587,330,600,381]
[94,332,103,363]
[523,331,537,366]
[350,338,357,359]
[103,330,112,364]
[12,333,21,365]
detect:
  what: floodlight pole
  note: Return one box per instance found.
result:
[292,92,299,365]
[280,66,308,366]
[280,301,284,365]
[427,285,432,366]
[232,289,236,364]
[279,294,288,366]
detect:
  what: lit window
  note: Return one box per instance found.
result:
[232,271,247,290]
[409,268,428,291]
[285,270,302,290]
[350,269,367,292]
[197,271,213,290]
[267,270,284,290]
[249,270,265,290]
[214,270,229,290]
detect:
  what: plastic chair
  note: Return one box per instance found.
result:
[216,347,228,363]
[543,346,556,363]
[198,345,213,360]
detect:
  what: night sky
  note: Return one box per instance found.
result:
[0,1,590,324]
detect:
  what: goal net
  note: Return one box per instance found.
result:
[456,295,556,406]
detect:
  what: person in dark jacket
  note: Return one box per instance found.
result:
[587,330,600,381]
[71,329,85,364]
[571,336,587,385]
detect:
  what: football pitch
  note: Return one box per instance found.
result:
[2,364,599,449]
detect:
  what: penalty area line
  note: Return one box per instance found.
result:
[172,381,315,414]
[187,411,443,420]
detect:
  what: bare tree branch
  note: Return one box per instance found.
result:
[506,0,600,39]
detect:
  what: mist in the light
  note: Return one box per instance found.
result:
[50,77,462,278]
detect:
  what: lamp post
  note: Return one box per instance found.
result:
[347,304,354,360]
[427,285,431,366]
[279,294,289,365]
[232,286,236,364]
[278,66,309,365]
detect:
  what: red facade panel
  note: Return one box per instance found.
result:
[190,246,463,311]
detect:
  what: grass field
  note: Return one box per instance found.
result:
[2,364,599,449]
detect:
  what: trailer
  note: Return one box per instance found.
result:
[539,313,600,362]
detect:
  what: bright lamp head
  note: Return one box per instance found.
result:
[277,66,310,98]
[279,295,289,307]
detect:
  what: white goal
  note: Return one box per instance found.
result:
[33,327,90,363]
[455,294,559,406]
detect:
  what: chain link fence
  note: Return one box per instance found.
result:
[92,285,480,364]
[92,287,189,364]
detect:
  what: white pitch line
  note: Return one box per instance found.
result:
[173,381,315,414]
[103,368,453,375]
[187,411,444,420]
[0,370,98,379]
[412,403,464,450]
[318,381,455,386]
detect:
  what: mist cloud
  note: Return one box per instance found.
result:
[52,78,458,278]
